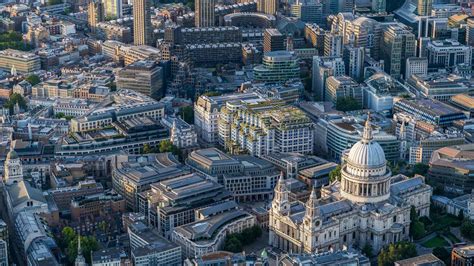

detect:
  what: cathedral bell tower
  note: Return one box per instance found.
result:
[272,172,290,215]
[3,149,23,185]
[303,189,321,252]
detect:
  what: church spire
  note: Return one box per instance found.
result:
[75,235,86,266]
[362,112,373,141]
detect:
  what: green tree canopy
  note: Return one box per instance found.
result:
[179,106,194,124]
[25,74,41,86]
[329,165,341,183]
[432,247,450,265]
[66,235,99,264]
[377,242,417,266]
[335,97,361,112]
[4,93,27,113]
[412,163,429,176]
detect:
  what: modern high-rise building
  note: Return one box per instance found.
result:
[291,0,322,24]
[262,0,278,15]
[312,56,345,101]
[253,51,300,83]
[104,0,123,19]
[88,0,105,32]
[466,17,474,46]
[405,57,428,79]
[372,0,386,12]
[325,75,362,105]
[133,0,152,46]
[382,24,416,79]
[343,45,364,82]
[324,32,343,57]
[264,28,285,52]
[195,0,216,27]
[426,39,471,69]
[417,0,433,16]
[116,60,164,99]
[344,17,382,59]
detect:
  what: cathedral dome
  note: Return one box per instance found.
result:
[6,150,19,160]
[348,139,385,167]
[347,116,385,168]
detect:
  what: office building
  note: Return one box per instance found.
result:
[324,32,343,57]
[137,173,232,237]
[187,148,280,201]
[363,73,410,112]
[325,116,399,162]
[452,245,474,266]
[405,57,428,79]
[195,0,216,27]
[382,24,416,79]
[343,45,364,82]
[394,254,443,266]
[450,94,474,117]
[172,201,256,258]
[112,161,189,211]
[269,118,432,254]
[263,28,285,52]
[427,39,471,69]
[312,56,346,101]
[409,134,465,164]
[262,0,277,15]
[133,0,152,45]
[104,0,122,19]
[467,17,474,46]
[194,92,263,143]
[372,0,385,12]
[428,144,474,195]
[0,49,41,74]
[408,73,471,102]
[88,0,105,32]
[393,98,466,127]
[253,51,300,83]
[291,0,322,24]
[417,0,433,16]
[280,250,370,265]
[344,17,382,59]
[129,222,182,266]
[92,247,129,266]
[0,240,6,266]
[221,103,314,157]
[325,75,362,105]
[70,90,164,132]
[116,60,164,99]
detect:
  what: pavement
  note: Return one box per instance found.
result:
[243,229,270,255]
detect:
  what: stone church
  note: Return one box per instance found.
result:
[269,116,432,253]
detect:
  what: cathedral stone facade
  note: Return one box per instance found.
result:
[269,116,432,253]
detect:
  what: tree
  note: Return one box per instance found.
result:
[329,165,341,182]
[432,247,450,265]
[362,243,373,258]
[179,106,194,124]
[409,206,426,240]
[412,163,429,176]
[159,140,175,153]
[142,144,153,154]
[48,0,63,5]
[461,220,474,239]
[224,236,242,253]
[4,93,27,113]
[377,242,417,266]
[61,227,76,245]
[335,97,361,112]
[66,236,99,264]
[458,210,465,221]
[25,74,40,86]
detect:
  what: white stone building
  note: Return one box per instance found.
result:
[269,116,432,254]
